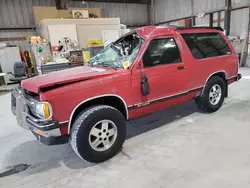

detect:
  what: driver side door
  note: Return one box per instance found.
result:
[129,36,189,118]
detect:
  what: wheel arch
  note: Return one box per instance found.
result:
[201,70,228,96]
[68,94,128,133]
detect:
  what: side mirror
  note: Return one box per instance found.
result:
[137,60,150,96]
[141,73,149,97]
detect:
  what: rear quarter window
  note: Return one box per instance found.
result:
[181,33,232,59]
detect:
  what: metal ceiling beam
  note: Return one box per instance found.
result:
[70,0,150,4]
[147,0,151,24]
[0,27,33,31]
[209,13,213,27]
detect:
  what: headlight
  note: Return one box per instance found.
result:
[35,102,52,119]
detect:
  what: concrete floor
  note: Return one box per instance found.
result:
[1,68,250,188]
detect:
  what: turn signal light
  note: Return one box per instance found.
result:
[43,103,50,119]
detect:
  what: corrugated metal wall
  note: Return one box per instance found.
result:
[153,0,249,54]
[154,0,249,22]
[193,0,224,13]
[0,0,148,50]
[230,7,249,53]
[0,30,36,51]
[231,8,249,36]
[0,0,148,28]
[154,0,227,24]
[232,0,249,7]
[154,0,192,23]
[154,0,249,35]
[71,1,148,26]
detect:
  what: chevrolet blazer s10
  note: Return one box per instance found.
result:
[11,26,241,162]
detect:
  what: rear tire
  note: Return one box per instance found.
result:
[70,105,126,163]
[196,76,226,113]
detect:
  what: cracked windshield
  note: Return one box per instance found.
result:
[88,33,143,69]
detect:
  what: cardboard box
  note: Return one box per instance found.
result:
[179,19,192,27]
[33,6,102,25]
[59,8,100,19]
[33,6,58,25]
[72,10,89,19]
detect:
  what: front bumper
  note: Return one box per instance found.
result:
[11,88,68,145]
[31,127,69,145]
[28,117,69,145]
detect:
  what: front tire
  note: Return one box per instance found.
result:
[70,105,126,163]
[196,76,226,113]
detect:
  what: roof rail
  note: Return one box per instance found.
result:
[175,26,224,31]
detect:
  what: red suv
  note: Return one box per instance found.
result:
[11,26,241,162]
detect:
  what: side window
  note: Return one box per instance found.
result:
[181,33,232,59]
[143,38,182,68]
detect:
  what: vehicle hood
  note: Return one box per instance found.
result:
[22,66,115,93]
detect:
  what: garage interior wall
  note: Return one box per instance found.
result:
[0,0,148,50]
[154,0,192,24]
[153,0,250,54]
[154,0,249,33]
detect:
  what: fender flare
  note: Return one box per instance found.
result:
[68,94,129,133]
[201,70,227,95]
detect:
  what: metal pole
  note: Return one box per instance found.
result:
[148,0,152,25]
[217,12,221,27]
[55,0,61,9]
[209,13,213,27]
[242,7,250,66]
[191,0,195,26]
[224,0,231,36]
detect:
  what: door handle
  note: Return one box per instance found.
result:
[177,65,186,70]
